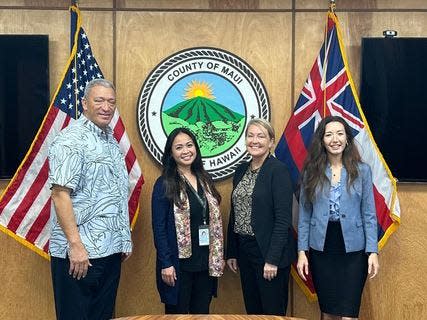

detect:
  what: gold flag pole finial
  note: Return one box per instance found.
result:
[329,0,336,12]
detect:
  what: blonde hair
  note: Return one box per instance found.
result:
[245,118,275,141]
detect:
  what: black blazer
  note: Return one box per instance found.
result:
[226,155,297,268]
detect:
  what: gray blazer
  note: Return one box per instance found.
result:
[298,162,378,254]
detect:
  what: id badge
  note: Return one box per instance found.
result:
[198,225,210,246]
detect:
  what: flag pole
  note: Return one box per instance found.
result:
[322,0,337,116]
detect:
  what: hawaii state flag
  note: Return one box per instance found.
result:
[0,5,143,259]
[275,12,400,300]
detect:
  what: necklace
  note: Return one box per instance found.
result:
[331,165,342,177]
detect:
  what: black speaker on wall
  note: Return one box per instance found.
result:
[0,35,50,179]
[360,37,427,183]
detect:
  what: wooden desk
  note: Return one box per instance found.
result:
[115,315,306,320]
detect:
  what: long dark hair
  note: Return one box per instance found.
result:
[301,116,361,204]
[161,127,221,207]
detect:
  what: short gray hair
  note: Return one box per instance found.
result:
[83,79,116,99]
[245,118,275,141]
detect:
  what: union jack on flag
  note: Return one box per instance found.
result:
[0,5,143,258]
[275,12,400,300]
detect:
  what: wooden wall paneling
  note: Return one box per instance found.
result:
[0,0,113,8]
[116,0,210,10]
[116,0,292,10]
[0,232,53,319]
[295,0,427,10]
[79,0,113,8]
[208,0,260,9]
[114,10,293,317]
[259,0,292,10]
[0,0,69,7]
[358,184,427,319]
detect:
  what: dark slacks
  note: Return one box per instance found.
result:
[238,235,290,315]
[51,253,122,320]
[165,269,214,314]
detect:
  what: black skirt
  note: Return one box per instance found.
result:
[309,221,368,318]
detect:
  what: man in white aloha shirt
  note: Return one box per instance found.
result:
[48,79,131,320]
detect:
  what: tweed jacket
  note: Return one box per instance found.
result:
[298,162,378,253]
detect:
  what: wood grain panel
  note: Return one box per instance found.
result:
[116,0,210,9]
[209,0,260,9]
[359,184,427,319]
[259,0,292,9]
[117,0,292,10]
[296,0,427,10]
[0,232,53,319]
[114,10,292,317]
[0,0,113,8]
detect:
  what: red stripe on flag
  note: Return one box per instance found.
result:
[43,241,49,252]
[113,118,125,143]
[283,128,307,171]
[25,198,51,244]
[61,114,71,129]
[125,148,137,173]
[373,185,393,233]
[0,107,60,212]
[330,102,364,128]
[128,176,144,222]
[6,160,49,233]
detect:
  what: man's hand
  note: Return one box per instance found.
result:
[121,252,132,262]
[68,242,91,280]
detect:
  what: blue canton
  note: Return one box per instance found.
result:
[54,28,103,119]
[48,115,132,258]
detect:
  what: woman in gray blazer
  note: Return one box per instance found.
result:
[297,116,379,320]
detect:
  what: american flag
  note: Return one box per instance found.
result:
[275,12,400,300]
[0,5,143,258]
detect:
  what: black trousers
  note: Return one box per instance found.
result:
[237,235,291,315]
[51,253,122,320]
[165,269,214,314]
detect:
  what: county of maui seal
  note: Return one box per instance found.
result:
[137,47,270,180]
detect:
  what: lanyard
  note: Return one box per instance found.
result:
[182,175,208,225]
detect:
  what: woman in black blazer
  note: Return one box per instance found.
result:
[226,118,296,315]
